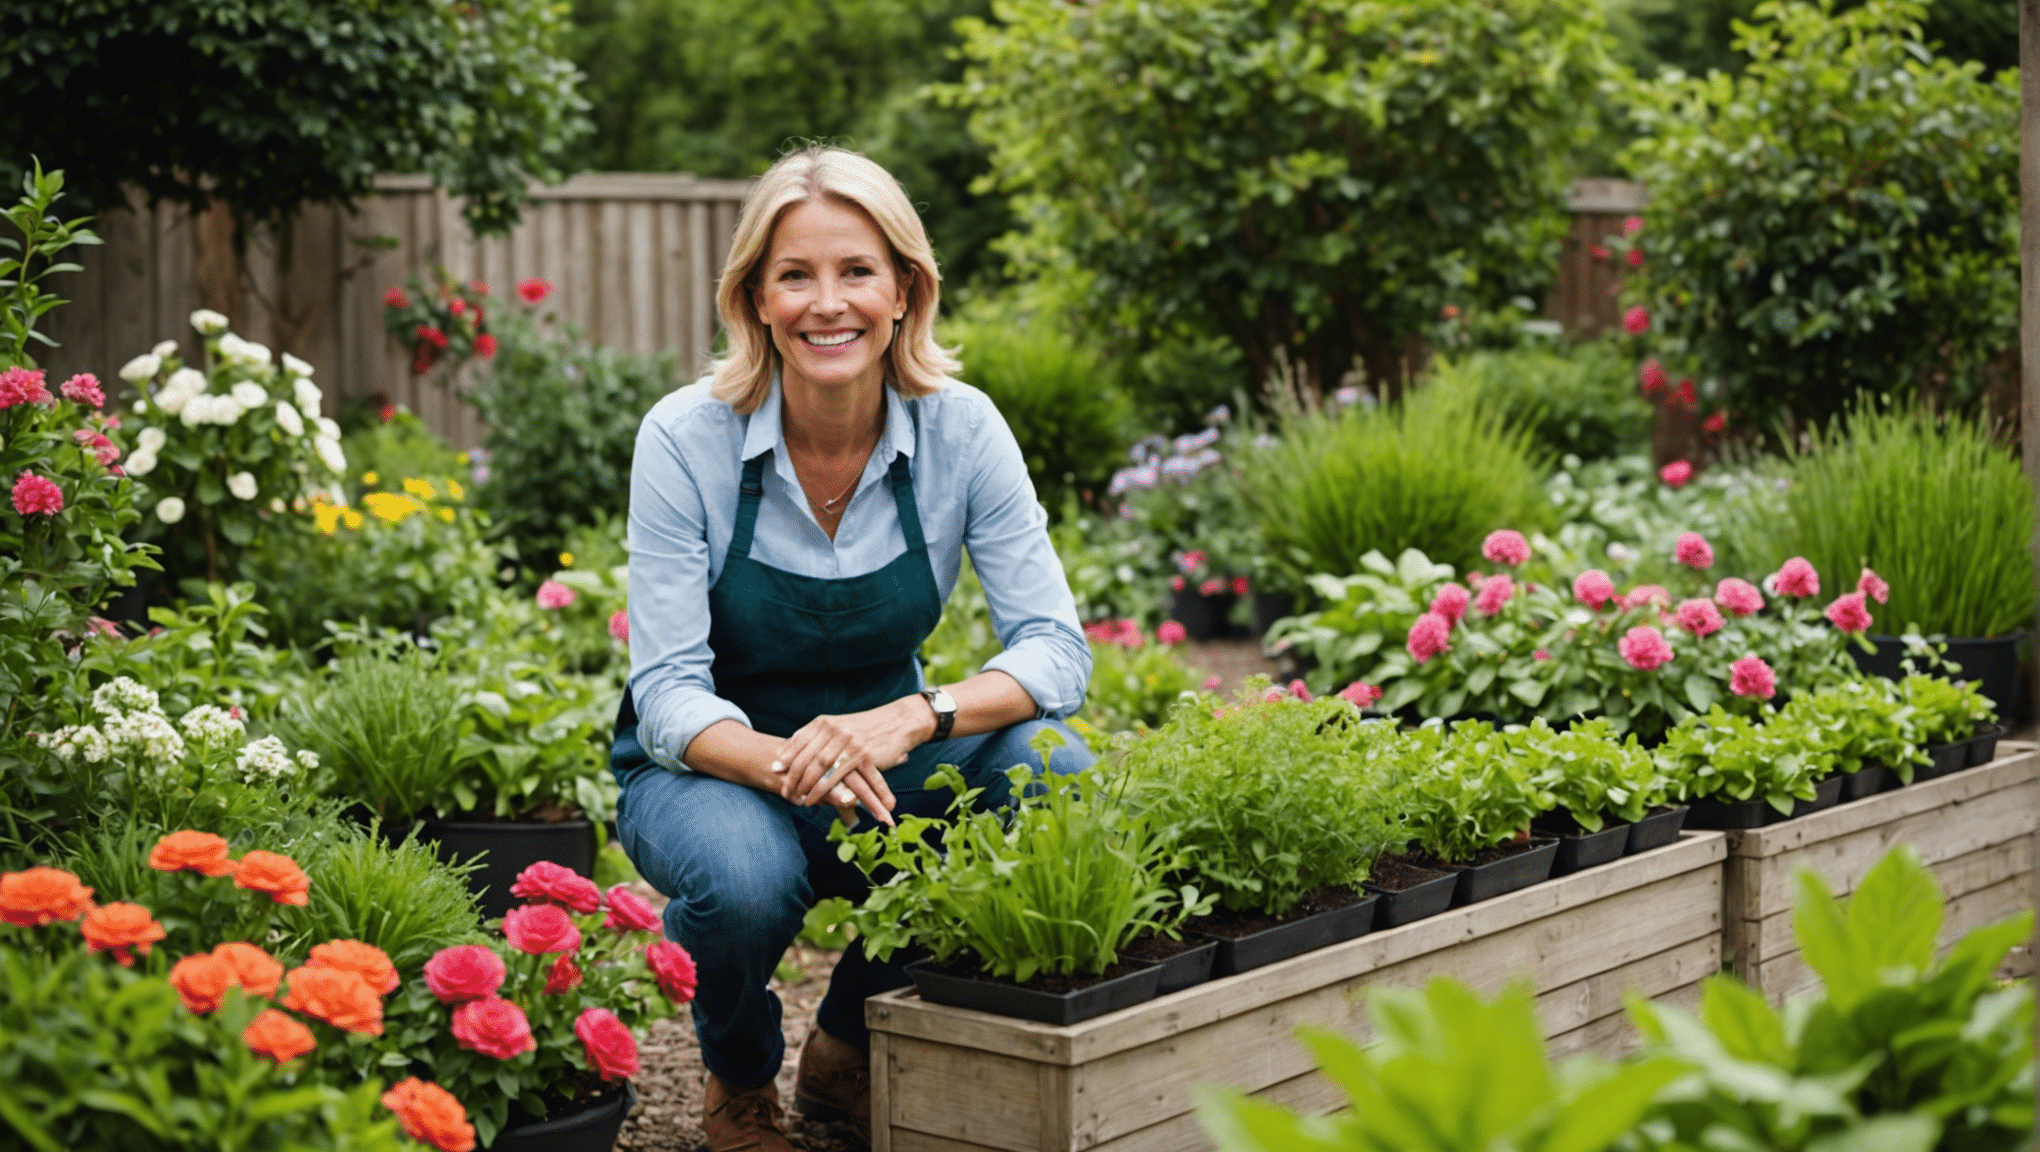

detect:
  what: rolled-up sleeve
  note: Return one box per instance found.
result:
[626,414,749,772]
[966,406,1092,718]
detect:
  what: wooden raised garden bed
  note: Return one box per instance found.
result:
[1722,741,2038,1003]
[865,832,1726,1152]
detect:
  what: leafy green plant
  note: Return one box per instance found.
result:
[1897,674,1996,746]
[1429,341,1653,463]
[274,831,483,974]
[1778,678,1929,786]
[1109,417,1265,594]
[280,650,464,823]
[1652,707,1822,815]
[1392,723,1551,864]
[1510,718,1659,832]
[832,760,1203,982]
[1075,632,1207,736]
[1729,401,2032,638]
[79,582,303,723]
[1049,494,1168,627]
[0,160,100,366]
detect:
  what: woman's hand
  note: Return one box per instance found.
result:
[773,696,934,826]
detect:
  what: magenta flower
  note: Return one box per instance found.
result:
[450,996,534,1060]
[1474,573,1515,616]
[0,367,51,409]
[422,945,505,1004]
[1772,557,1820,598]
[1195,577,1221,596]
[1714,578,1765,617]
[1673,531,1714,570]
[1336,682,1382,708]
[1231,576,1250,597]
[608,609,630,643]
[1287,679,1313,702]
[1168,575,1186,592]
[1730,654,1776,700]
[1626,247,1645,269]
[1623,215,1644,236]
[1200,674,1223,693]
[508,860,603,914]
[1674,598,1724,637]
[1481,530,1531,567]
[1533,649,1551,661]
[1622,305,1651,336]
[1618,626,1675,671]
[1573,569,1617,610]
[1659,460,1692,488]
[1638,359,1668,396]
[604,885,662,934]
[1621,585,1671,612]
[1157,620,1187,645]
[1430,583,1470,624]
[11,473,62,516]
[1406,612,1452,664]
[1824,591,1873,634]
[535,580,577,610]
[59,373,105,409]
[517,278,554,304]
[1174,550,1208,575]
[502,904,582,955]
[1857,567,1889,605]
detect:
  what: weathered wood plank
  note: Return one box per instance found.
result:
[1083,1066,1336,1152]
[871,1031,897,1152]
[1727,748,2038,858]
[688,201,714,371]
[1545,978,1701,1061]
[885,1036,1045,1152]
[1749,873,2035,1000]
[889,1130,1008,1152]
[598,198,629,348]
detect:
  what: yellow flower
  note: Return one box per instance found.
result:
[446,479,466,502]
[559,552,575,568]
[403,477,438,501]
[341,509,364,530]
[313,503,344,536]
[455,452,470,466]
[437,507,455,523]
[363,492,423,524]
[360,471,380,486]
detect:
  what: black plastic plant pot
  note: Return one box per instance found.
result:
[1851,631,2027,722]
[491,1081,637,1152]
[1968,724,2009,767]
[414,818,596,921]
[1787,775,1846,819]
[1625,806,1688,854]
[1149,938,1217,995]
[1916,742,1971,783]
[1543,824,1630,876]
[1839,764,1891,801]
[1683,796,1778,830]
[1445,838,1559,907]
[1251,590,1297,638]
[905,957,1163,1026]
[1194,893,1379,977]
[1168,586,1235,641]
[1363,871,1457,929]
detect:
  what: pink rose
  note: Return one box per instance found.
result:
[1336,682,1382,708]
[1429,583,1470,624]
[1474,573,1515,616]
[502,903,582,955]
[1638,359,1668,396]
[543,954,582,995]
[1572,569,1616,610]
[1113,619,1144,649]
[1618,626,1675,671]
[1623,215,1644,236]
[59,373,105,409]
[608,609,630,643]
[1772,557,1820,598]
[422,945,505,1005]
[1730,654,1776,700]
[1675,598,1724,637]
[1168,575,1186,592]
[11,473,62,517]
[645,940,698,1003]
[1621,585,1671,612]
[1824,591,1873,634]
[1659,460,1692,488]
[1713,578,1765,617]
[604,884,662,934]
[1481,530,1531,567]
[1156,620,1186,645]
[1622,305,1651,336]
[1857,567,1889,605]
[535,581,577,610]
[1406,612,1452,664]
[574,1008,640,1081]
[1626,247,1645,269]
[1673,532,1714,570]
[509,861,602,914]
[450,997,534,1060]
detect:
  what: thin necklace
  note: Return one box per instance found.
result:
[820,471,858,513]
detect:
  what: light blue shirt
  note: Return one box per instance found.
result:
[626,377,1091,773]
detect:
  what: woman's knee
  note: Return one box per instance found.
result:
[617,770,811,946]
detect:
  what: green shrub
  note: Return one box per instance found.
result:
[274,829,483,973]
[1728,401,2033,638]
[280,649,464,823]
[1897,673,1996,746]
[1392,723,1550,864]
[1429,341,1653,462]
[1075,634,1207,736]
[1620,0,2018,431]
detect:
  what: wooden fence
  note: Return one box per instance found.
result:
[41,174,752,449]
[1547,178,1647,340]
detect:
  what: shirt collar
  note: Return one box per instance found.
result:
[741,377,918,463]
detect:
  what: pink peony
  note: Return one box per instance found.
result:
[422,945,505,1004]
[1156,620,1186,645]
[1230,576,1250,597]
[1824,591,1873,633]
[1429,583,1471,624]
[535,581,577,610]
[517,278,553,304]
[1336,682,1382,708]
[1481,530,1531,567]
[11,473,62,516]
[575,1007,640,1081]
[1713,578,1765,617]
[502,903,582,955]
[1621,585,1672,611]
[1200,675,1223,693]
[1533,649,1551,661]
[1287,679,1313,703]
[608,609,630,643]
[1618,626,1675,671]
[1658,460,1692,488]
[645,940,698,1003]
[1857,567,1889,605]
[1674,598,1724,637]
[543,954,582,995]
[509,861,603,914]
[1622,306,1651,336]
[1198,577,1225,596]
[1474,573,1515,616]
[60,373,105,409]
[1772,557,1820,598]
[450,996,535,1060]
[0,367,52,409]
[1174,550,1208,574]
[1623,215,1644,236]
[1406,612,1452,664]
[1674,531,1714,570]
[604,885,662,934]
[1638,359,1668,396]
[1573,569,1617,610]
[1729,654,1776,700]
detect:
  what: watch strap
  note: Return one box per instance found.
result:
[920,688,956,742]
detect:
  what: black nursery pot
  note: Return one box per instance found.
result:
[1532,817,1630,877]
[413,817,597,920]
[491,1081,637,1152]
[905,957,1162,1026]
[1168,586,1236,641]
[1443,838,1559,907]
[1363,871,1457,929]
[1968,723,2010,767]
[1851,631,2027,722]
[1625,806,1688,854]
[1916,742,1972,783]
[1839,764,1891,801]
[1787,774,1846,819]
[1683,795,1776,830]
[1193,892,1379,977]
[1150,939,1218,995]
[1251,590,1297,639]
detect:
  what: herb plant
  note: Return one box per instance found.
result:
[281,648,465,822]
[1897,673,1997,745]
[1652,707,1822,815]
[1778,679,1928,785]
[1509,718,1658,832]
[1392,722,1551,864]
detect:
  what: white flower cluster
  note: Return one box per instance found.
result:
[273,400,305,437]
[34,724,110,763]
[93,676,160,715]
[101,709,187,764]
[36,677,313,784]
[178,704,246,753]
[217,333,272,368]
[236,736,299,781]
[125,426,169,477]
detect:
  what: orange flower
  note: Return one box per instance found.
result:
[380,1078,476,1152]
[147,830,235,877]
[211,942,284,997]
[280,965,383,1035]
[80,903,167,967]
[233,851,310,906]
[306,939,400,996]
[0,867,94,927]
[169,953,236,1013]
[243,1009,317,1064]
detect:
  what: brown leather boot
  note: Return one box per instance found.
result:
[793,1027,871,1138]
[703,1074,795,1152]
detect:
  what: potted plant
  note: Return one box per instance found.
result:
[1776,678,1928,799]
[1896,672,1998,780]
[1166,548,1237,640]
[1387,721,1560,907]
[1652,706,1832,828]
[1513,718,1665,874]
[834,757,1208,1023]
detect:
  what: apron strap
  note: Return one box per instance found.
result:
[888,452,925,552]
[729,454,767,559]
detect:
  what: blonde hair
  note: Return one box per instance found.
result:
[711,146,958,414]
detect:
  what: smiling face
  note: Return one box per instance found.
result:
[752,197,909,397]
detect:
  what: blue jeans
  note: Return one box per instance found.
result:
[613,719,1095,1089]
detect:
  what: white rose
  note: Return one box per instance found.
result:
[124,448,158,477]
[137,427,167,454]
[316,416,341,440]
[233,340,271,367]
[282,353,314,378]
[189,309,229,335]
[273,400,304,437]
[230,381,267,408]
[227,471,258,500]
[151,339,179,358]
[156,496,186,524]
[293,377,322,417]
[314,435,347,474]
[131,399,147,413]
[268,497,286,513]
[210,396,246,425]
[119,353,162,383]
[178,395,212,426]
[215,333,248,361]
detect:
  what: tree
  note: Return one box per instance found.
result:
[1604,0,2016,80]
[0,0,588,234]
[1620,0,2017,435]
[952,0,1617,395]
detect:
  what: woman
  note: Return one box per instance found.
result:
[610,145,1094,1152]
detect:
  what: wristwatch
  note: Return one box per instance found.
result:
[919,687,957,742]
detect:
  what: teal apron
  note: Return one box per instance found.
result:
[609,408,944,778]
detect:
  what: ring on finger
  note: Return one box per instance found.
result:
[821,754,850,782]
